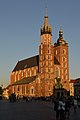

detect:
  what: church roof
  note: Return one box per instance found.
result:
[11,76,36,85]
[12,55,39,72]
[12,55,60,72]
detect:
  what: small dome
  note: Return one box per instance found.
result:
[57,29,66,45]
[59,29,63,38]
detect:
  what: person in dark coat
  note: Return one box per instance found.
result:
[53,97,59,120]
[65,97,71,119]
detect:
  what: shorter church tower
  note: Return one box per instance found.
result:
[54,29,70,91]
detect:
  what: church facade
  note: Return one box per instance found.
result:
[9,13,70,97]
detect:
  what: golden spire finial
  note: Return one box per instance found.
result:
[59,27,63,38]
[45,4,48,16]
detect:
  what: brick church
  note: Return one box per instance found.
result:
[9,12,70,97]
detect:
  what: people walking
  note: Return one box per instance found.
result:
[73,97,78,112]
[53,97,59,120]
[58,97,65,120]
[65,97,71,119]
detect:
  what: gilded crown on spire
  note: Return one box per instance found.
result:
[40,8,52,35]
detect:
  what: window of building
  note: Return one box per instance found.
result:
[41,50,43,54]
[30,70,31,76]
[41,44,43,49]
[26,86,28,93]
[17,86,19,92]
[46,68,48,72]
[63,49,66,54]
[26,72,27,77]
[22,85,25,94]
[30,86,34,95]
[46,61,48,66]
[34,69,36,76]
[55,66,60,78]
[56,50,58,55]
[62,57,66,62]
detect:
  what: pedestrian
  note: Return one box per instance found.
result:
[53,97,59,120]
[58,97,65,120]
[73,97,78,112]
[65,97,71,119]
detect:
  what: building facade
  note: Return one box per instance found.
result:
[9,13,70,97]
[69,78,80,97]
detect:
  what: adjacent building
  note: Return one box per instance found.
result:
[69,78,80,97]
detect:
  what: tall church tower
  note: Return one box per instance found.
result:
[54,29,70,91]
[39,12,55,96]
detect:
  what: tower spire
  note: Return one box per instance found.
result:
[45,4,48,17]
[40,7,52,35]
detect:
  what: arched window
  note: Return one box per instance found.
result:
[30,86,34,95]
[63,49,66,54]
[55,66,60,78]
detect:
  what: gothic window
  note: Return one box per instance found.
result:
[55,66,60,78]
[62,75,63,79]
[18,73,19,80]
[48,62,51,66]
[63,49,66,54]
[46,68,48,72]
[49,86,50,90]
[30,86,34,95]
[51,61,53,66]
[13,86,15,93]
[56,50,58,55]
[66,75,67,79]
[41,68,43,73]
[22,72,24,77]
[48,49,51,54]
[46,55,48,59]
[62,57,66,62]
[22,85,25,94]
[34,69,36,76]
[48,68,51,73]
[26,72,27,77]
[31,89,34,94]
[48,55,50,59]
[37,77,40,83]
[26,86,28,93]
[51,55,52,60]
[41,50,43,54]
[46,61,48,66]
[14,74,16,82]
[41,44,43,49]
[30,70,31,76]
[51,68,53,73]
[17,86,19,92]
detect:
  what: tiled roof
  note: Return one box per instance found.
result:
[12,76,36,85]
[70,79,79,83]
[12,55,39,72]
[12,55,60,72]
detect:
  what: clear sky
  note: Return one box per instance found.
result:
[0,0,80,87]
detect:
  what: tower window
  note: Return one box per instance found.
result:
[56,50,58,55]
[55,66,60,78]
[63,49,66,54]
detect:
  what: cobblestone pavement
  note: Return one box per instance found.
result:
[0,99,80,120]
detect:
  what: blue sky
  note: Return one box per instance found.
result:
[0,0,80,87]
